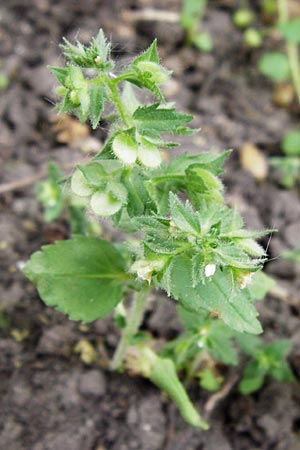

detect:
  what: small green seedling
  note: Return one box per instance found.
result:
[258,0,300,106]
[238,338,294,393]
[270,130,300,188]
[160,274,293,394]
[24,30,288,429]
[180,0,213,52]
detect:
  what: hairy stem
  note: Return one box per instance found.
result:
[277,0,300,106]
[104,74,130,126]
[110,286,150,370]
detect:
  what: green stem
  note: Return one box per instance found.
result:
[110,286,150,370]
[287,43,300,106]
[277,0,300,106]
[104,74,131,126]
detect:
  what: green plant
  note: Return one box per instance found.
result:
[24,30,290,429]
[36,161,101,235]
[180,0,213,52]
[270,130,300,188]
[258,0,300,106]
[238,337,294,393]
[160,283,294,395]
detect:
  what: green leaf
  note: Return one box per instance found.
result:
[24,237,128,322]
[60,29,114,70]
[160,256,262,334]
[193,32,213,52]
[131,39,159,65]
[258,52,290,82]
[181,0,206,29]
[89,81,105,129]
[279,19,300,44]
[133,103,193,137]
[148,350,209,429]
[36,162,64,223]
[206,321,238,365]
[239,360,266,394]
[121,168,156,217]
[169,193,201,234]
[235,333,263,357]
[177,304,209,330]
[48,66,69,85]
[282,131,300,156]
[198,367,222,391]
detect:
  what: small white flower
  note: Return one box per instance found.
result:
[130,258,165,284]
[94,55,101,65]
[130,260,153,284]
[204,263,216,278]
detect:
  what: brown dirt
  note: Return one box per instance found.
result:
[1,1,300,449]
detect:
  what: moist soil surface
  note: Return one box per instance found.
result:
[1,1,300,449]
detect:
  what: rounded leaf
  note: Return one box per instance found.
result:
[90,190,123,216]
[258,52,290,82]
[282,131,300,156]
[112,133,138,165]
[71,169,93,197]
[138,141,162,168]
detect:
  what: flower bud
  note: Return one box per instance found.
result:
[70,89,80,105]
[55,86,68,96]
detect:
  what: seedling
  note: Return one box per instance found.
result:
[270,130,300,188]
[180,0,213,52]
[24,30,289,429]
[258,0,300,106]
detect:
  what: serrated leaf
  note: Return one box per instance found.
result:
[121,168,156,217]
[89,81,105,129]
[24,237,128,322]
[169,193,201,234]
[133,103,193,136]
[131,39,159,65]
[160,255,262,334]
[48,66,69,85]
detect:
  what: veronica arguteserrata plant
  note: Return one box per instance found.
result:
[24,30,271,429]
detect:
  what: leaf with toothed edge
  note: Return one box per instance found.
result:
[23,236,128,322]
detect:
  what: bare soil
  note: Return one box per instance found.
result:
[1,1,300,449]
